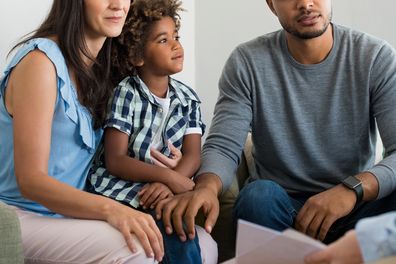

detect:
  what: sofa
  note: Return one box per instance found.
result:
[0,202,24,264]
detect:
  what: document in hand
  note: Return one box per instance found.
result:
[222,219,326,264]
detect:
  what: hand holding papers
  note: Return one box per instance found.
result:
[222,219,326,264]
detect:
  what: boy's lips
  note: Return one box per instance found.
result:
[172,54,184,60]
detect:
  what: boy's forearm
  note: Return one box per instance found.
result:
[173,153,200,178]
[107,155,172,184]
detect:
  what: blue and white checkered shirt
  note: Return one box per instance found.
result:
[88,76,205,208]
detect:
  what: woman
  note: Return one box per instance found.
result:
[0,0,163,263]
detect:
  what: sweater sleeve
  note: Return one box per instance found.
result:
[367,42,396,198]
[197,47,253,193]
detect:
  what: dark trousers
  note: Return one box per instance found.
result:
[233,179,396,244]
[146,209,202,264]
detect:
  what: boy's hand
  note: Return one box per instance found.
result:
[166,172,195,194]
[151,141,182,169]
[139,182,174,210]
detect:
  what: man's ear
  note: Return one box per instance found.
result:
[266,0,278,16]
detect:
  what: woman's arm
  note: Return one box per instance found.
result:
[9,51,163,260]
[104,128,194,193]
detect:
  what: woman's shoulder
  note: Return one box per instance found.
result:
[4,38,69,83]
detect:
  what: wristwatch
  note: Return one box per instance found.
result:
[341,176,364,205]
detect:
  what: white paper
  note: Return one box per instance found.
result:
[222,219,326,264]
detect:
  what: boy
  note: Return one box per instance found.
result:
[89,0,217,263]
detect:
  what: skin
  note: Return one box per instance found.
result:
[304,230,364,264]
[156,0,380,243]
[5,0,164,261]
[104,16,201,210]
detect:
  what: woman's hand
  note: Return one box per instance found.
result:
[151,141,182,169]
[304,230,363,264]
[106,202,164,262]
[139,182,174,210]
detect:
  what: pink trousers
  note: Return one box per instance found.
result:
[11,206,218,264]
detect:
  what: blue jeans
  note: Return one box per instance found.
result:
[233,179,396,243]
[147,210,202,264]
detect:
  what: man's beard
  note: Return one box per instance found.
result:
[281,11,332,40]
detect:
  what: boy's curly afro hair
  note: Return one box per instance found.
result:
[111,0,184,85]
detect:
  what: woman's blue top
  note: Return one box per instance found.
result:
[0,38,103,216]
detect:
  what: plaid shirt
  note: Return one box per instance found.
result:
[88,76,205,208]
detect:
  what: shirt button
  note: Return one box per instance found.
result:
[158,108,163,113]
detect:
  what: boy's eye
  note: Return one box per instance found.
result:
[174,36,180,41]
[159,38,167,43]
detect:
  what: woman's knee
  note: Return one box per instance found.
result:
[196,225,218,264]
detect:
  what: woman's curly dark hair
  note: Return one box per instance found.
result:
[111,0,184,85]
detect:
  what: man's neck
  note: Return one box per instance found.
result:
[285,24,334,65]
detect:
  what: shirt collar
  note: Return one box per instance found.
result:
[130,75,200,107]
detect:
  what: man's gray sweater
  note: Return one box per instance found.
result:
[198,24,396,199]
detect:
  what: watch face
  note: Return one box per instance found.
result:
[343,176,361,189]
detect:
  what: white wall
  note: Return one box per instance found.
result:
[0,0,52,70]
[0,0,196,89]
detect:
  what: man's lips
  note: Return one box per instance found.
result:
[297,14,320,26]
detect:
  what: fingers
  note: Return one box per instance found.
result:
[171,198,190,241]
[139,186,158,209]
[151,156,167,168]
[304,248,331,264]
[295,203,314,234]
[150,148,169,164]
[151,191,173,209]
[317,215,337,241]
[168,140,182,158]
[120,224,138,253]
[306,212,325,238]
[203,200,219,234]
[133,218,163,261]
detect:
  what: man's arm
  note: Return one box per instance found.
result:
[296,42,396,241]
[366,42,396,199]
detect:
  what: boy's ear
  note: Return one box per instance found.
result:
[134,59,144,67]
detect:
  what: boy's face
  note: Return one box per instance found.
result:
[137,16,184,76]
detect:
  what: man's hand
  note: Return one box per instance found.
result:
[304,230,363,264]
[155,174,221,242]
[295,184,356,240]
[138,182,174,210]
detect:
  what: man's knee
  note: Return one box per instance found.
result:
[233,180,294,230]
[236,180,286,206]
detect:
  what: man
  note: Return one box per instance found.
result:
[305,212,396,263]
[156,0,396,245]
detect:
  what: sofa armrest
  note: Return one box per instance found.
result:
[0,202,24,264]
